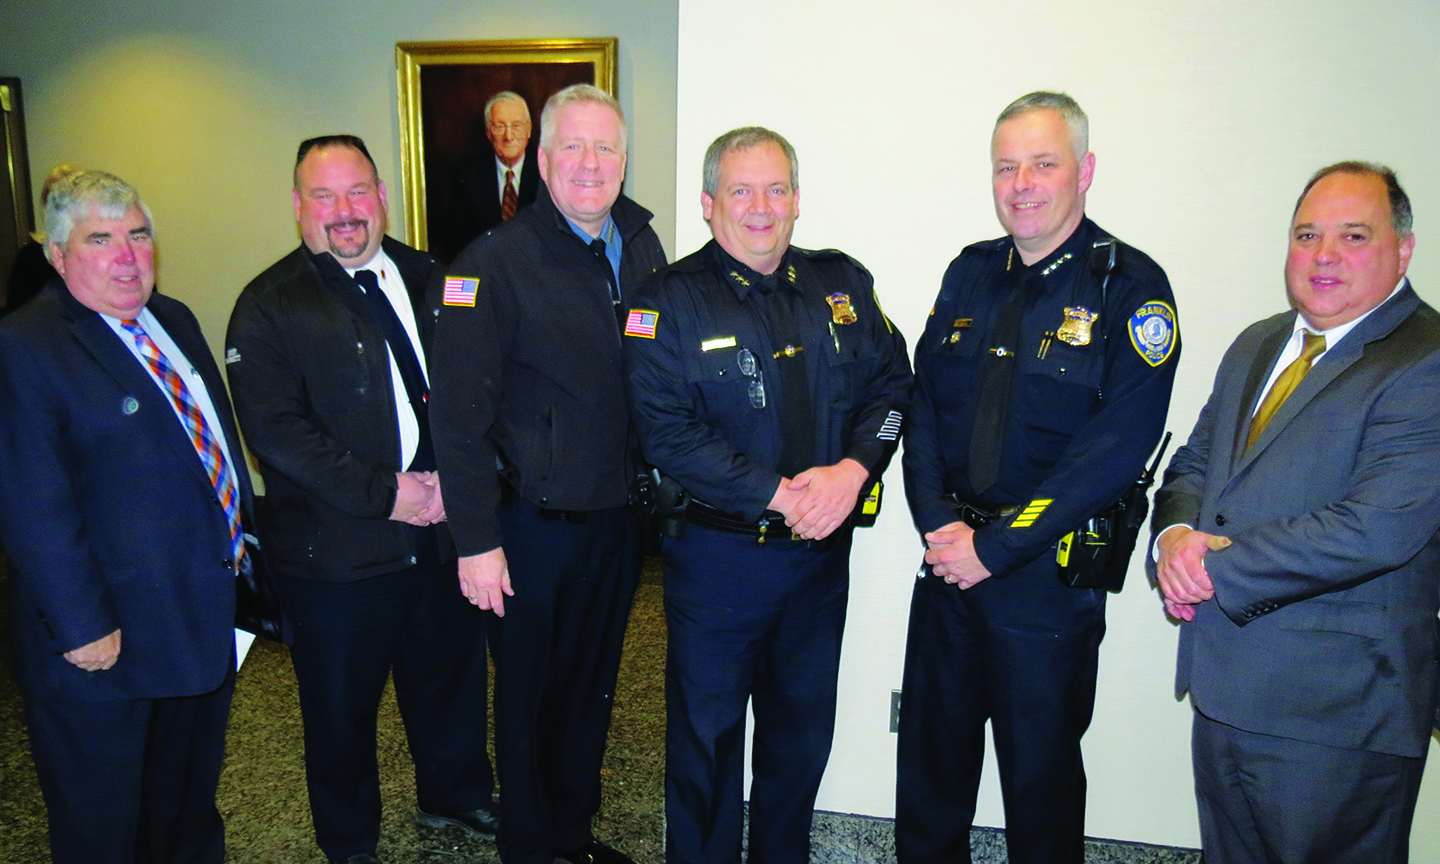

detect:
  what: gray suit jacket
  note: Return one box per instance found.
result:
[1151,283,1440,757]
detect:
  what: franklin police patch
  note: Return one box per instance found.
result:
[1128,301,1177,367]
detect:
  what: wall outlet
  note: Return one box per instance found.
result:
[890,689,902,733]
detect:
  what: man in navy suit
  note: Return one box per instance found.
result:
[1153,162,1440,863]
[0,169,252,864]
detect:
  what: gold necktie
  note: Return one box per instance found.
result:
[1246,329,1326,451]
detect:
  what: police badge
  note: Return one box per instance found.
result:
[1056,306,1098,346]
[826,293,858,325]
[1128,301,1177,366]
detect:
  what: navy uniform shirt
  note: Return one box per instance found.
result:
[624,240,912,521]
[903,218,1180,576]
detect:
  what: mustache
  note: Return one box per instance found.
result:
[326,219,368,232]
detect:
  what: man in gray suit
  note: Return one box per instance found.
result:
[1152,161,1440,863]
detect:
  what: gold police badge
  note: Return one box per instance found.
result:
[1056,307,1098,346]
[827,293,858,325]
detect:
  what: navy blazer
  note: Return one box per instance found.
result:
[0,281,252,703]
[1152,284,1440,757]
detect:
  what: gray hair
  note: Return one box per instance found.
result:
[484,91,531,126]
[994,91,1089,162]
[539,84,626,153]
[28,164,82,244]
[702,127,799,197]
[43,170,154,261]
[1295,161,1413,238]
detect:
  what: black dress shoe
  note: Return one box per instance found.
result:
[414,802,501,837]
[555,839,636,864]
[327,856,380,864]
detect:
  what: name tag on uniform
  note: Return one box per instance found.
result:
[701,336,737,352]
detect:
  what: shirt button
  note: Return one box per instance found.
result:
[1214,514,1227,527]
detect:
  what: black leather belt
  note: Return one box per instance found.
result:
[538,508,588,523]
[941,493,1020,529]
[687,500,806,545]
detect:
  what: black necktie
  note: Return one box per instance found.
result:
[354,268,434,472]
[756,274,815,478]
[966,265,1035,497]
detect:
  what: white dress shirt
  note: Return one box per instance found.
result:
[495,154,526,206]
[347,248,428,470]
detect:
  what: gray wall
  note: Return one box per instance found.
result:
[2,0,679,355]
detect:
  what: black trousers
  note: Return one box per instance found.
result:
[25,661,235,864]
[1191,709,1426,864]
[489,498,640,864]
[663,525,851,864]
[276,528,495,860]
[895,558,1105,864]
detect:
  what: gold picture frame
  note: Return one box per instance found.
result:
[395,38,617,259]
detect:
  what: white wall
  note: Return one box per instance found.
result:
[3,0,678,365]
[676,0,1440,853]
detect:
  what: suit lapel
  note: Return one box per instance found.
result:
[58,291,219,493]
[1229,323,1291,472]
[1231,285,1422,476]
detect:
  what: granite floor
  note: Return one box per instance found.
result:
[0,554,1197,863]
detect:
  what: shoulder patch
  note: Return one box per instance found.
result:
[624,309,659,339]
[442,276,479,307]
[1129,301,1177,367]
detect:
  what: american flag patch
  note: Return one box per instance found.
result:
[624,309,659,339]
[442,276,479,307]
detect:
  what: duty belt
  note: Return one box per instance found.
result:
[941,493,1020,529]
[687,499,812,546]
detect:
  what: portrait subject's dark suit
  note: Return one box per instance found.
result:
[1151,282,1440,861]
[441,143,541,262]
[0,281,252,864]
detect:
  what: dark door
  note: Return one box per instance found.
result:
[1,78,35,314]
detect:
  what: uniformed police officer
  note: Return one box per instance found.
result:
[624,127,911,864]
[896,92,1180,864]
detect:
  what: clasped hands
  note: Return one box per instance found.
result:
[767,458,869,541]
[1155,525,1231,621]
[924,521,992,589]
[389,471,446,526]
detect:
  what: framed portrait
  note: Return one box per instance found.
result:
[395,38,617,262]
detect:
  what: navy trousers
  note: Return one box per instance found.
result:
[276,527,495,860]
[489,499,641,864]
[25,661,235,864]
[895,558,1105,864]
[663,525,851,864]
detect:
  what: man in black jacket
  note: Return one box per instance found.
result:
[225,135,497,864]
[430,85,668,864]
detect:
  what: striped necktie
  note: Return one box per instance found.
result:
[120,319,244,568]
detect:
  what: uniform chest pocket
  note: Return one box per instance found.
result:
[825,325,881,407]
[691,346,765,414]
[1019,339,1104,431]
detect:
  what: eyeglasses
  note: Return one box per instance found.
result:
[488,122,531,135]
[737,348,766,409]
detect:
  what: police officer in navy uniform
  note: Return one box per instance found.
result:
[624,127,911,864]
[896,92,1180,864]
